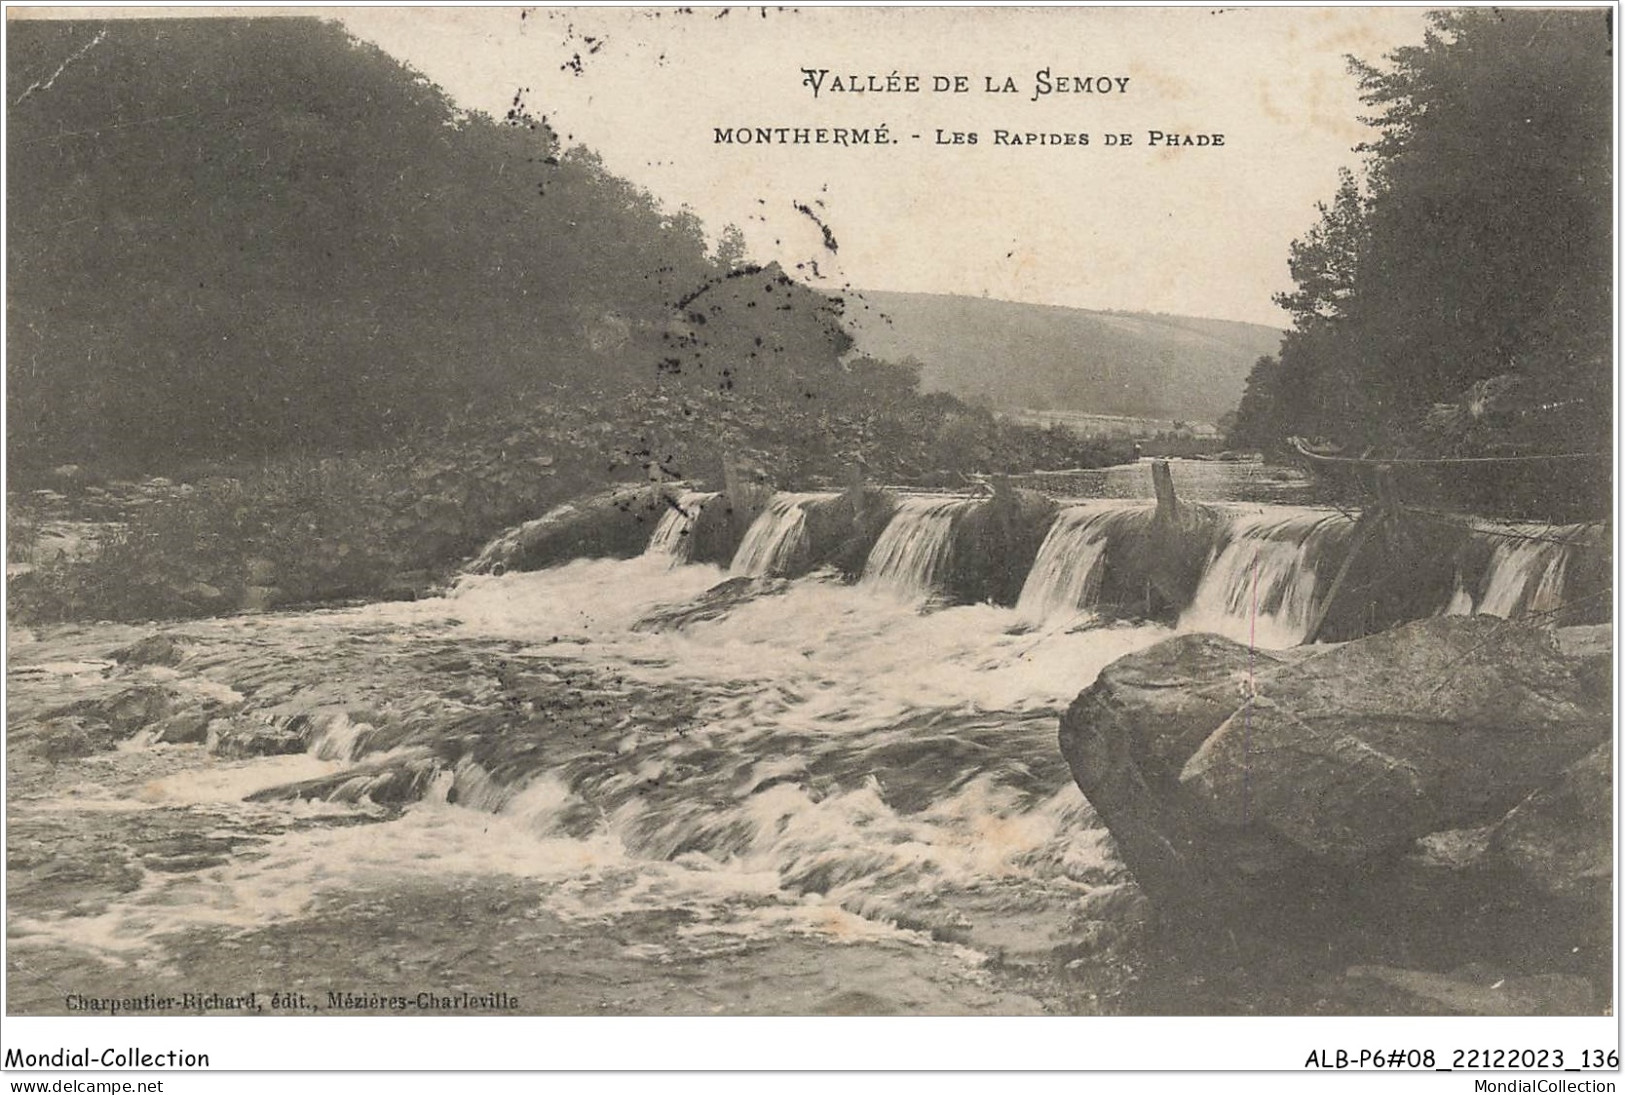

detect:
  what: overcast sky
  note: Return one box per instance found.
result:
[23,5,1437,326]
[335,6,1439,328]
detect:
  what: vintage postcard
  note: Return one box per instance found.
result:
[3,2,1615,1078]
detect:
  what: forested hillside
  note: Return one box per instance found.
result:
[844,292,1282,425]
[9,18,730,466]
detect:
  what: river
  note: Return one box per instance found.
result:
[5,460,1589,1015]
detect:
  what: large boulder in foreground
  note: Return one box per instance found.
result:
[1484,741,1612,905]
[1060,616,1612,1007]
[1179,618,1608,862]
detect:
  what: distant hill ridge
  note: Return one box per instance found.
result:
[842,290,1283,424]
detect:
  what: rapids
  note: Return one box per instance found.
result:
[9,558,1164,1013]
[728,492,834,577]
[6,462,1598,1014]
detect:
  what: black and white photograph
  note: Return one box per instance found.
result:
[2,2,1616,1075]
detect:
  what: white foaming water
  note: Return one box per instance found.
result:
[308,711,371,763]
[643,490,718,563]
[13,552,1171,969]
[1443,582,1476,616]
[15,753,1116,969]
[1460,528,1575,619]
[18,488,1605,1002]
[451,554,728,641]
[860,495,975,600]
[1015,502,1143,622]
[497,773,578,835]
[30,495,1414,989]
[449,559,1169,718]
[1179,507,1352,648]
[135,753,355,808]
[728,492,835,577]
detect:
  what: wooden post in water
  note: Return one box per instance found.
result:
[1152,459,1179,523]
[842,458,870,528]
[720,452,742,538]
[1147,459,1179,616]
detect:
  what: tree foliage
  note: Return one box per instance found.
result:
[8,19,871,469]
[1231,10,1612,460]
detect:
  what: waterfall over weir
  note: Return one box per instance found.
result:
[466,468,1600,648]
[860,496,976,599]
[644,490,719,563]
[15,458,1608,1019]
[1178,508,1354,648]
[729,492,836,578]
[1448,524,1585,619]
[1015,503,1145,622]
[701,490,1588,643]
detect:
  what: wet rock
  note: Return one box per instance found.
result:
[633,576,791,632]
[1312,512,1477,641]
[1180,618,1609,862]
[32,715,120,759]
[110,633,186,668]
[248,752,443,810]
[152,709,212,745]
[801,486,897,578]
[49,685,178,737]
[684,482,775,567]
[1059,615,1612,999]
[942,486,1056,606]
[1553,530,1614,626]
[1484,742,1611,904]
[1075,632,1298,773]
[1057,633,1307,903]
[1556,624,1613,704]
[466,484,686,574]
[1091,503,1229,621]
[209,712,317,758]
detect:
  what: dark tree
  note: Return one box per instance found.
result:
[7,18,721,468]
[1226,355,1289,451]
[1258,9,1612,457]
